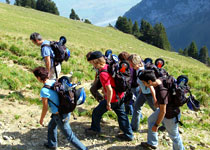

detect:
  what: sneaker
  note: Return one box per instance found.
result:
[85,128,100,136]
[141,142,157,149]
[116,133,133,141]
[44,143,57,150]
[158,125,166,132]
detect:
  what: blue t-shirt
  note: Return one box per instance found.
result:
[40,80,59,114]
[41,40,55,68]
[137,68,151,94]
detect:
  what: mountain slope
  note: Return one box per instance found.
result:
[124,0,210,53]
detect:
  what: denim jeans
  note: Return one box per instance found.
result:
[125,103,134,115]
[91,100,133,140]
[147,109,185,150]
[48,113,87,150]
[131,93,156,131]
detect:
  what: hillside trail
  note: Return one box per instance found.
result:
[0,87,210,150]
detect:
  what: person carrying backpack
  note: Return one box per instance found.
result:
[32,67,88,150]
[85,51,134,141]
[138,70,185,150]
[128,54,157,132]
[30,33,70,79]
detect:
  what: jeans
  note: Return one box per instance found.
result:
[91,100,133,140]
[90,77,103,102]
[48,113,87,150]
[125,103,134,115]
[131,93,156,131]
[147,109,185,150]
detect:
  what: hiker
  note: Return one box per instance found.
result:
[139,70,185,150]
[128,54,157,132]
[33,66,87,150]
[86,51,104,102]
[30,32,61,79]
[118,51,134,115]
[85,51,134,141]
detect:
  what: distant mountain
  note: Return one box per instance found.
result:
[124,0,210,55]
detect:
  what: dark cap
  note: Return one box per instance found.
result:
[88,51,103,61]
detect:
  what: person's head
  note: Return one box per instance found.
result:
[33,66,49,83]
[128,54,144,70]
[118,51,130,62]
[138,70,157,87]
[88,51,106,69]
[30,32,43,46]
[86,51,93,62]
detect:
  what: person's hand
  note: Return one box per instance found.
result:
[106,103,112,111]
[152,125,158,132]
[39,118,44,126]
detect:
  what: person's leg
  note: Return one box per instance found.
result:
[90,100,107,132]
[47,116,58,147]
[147,109,160,147]
[113,103,133,140]
[49,64,61,80]
[54,114,87,150]
[163,114,185,150]
[131,93,147,131]
[90,78,103,102]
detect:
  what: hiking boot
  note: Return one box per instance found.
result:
[85,128,100,136]
[158,125,166,132]
[141,142,157,149]
[44,143,57,150]
[116,133,133,141]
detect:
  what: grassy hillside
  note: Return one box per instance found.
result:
[0,2,209,106]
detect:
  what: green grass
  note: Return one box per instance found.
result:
[0,2,209,120]
[14,114,21,120]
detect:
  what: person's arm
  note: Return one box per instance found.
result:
[152,104,166,132]
[139,88,142,94]
[44,56,51,73]
[149,86,158,108]
[105,85,113,111]
[40,97,48,126]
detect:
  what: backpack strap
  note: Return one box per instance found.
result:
[43,85,59,108]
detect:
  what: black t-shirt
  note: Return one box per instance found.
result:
[154,80,180,119]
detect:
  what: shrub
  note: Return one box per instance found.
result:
[0,42,8,50]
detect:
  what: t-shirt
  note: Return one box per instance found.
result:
[41,40,55,68]
[99,64,124,103]
[154,79,180,119]
[40,80,59,114]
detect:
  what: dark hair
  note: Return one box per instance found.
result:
[33,67,49,81]
[139,70,156,82]
[30,32,42,41]
[86,51,92,61]
[118,51,130,61]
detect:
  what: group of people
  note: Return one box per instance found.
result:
[30,32,185,150]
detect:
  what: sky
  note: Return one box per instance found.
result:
[1,0,142,26]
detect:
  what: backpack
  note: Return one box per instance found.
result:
[161,75,190,107]
[41,36,70,65]
[43,76,86,114]
[144,58,169,78]
[100,60,132,94]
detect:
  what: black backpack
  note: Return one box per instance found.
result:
[43,76,81,114]
[41,36,70,65]
[100,60,132,94]
[162,75,190,107]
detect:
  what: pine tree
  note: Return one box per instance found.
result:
[115,16,132,34]
[36,0,59,15]
[132,21,140,38]
[199,46,209,64]
[128,19,133,34]
[14,0,21,6]
[153,23,171,50]
[139,19,155,45]
[69,9,80,20]
[178,48,183,55]
[183,48,188,56]
[6,0,10,4]
[188,41,198,59]
[84,19,91,24]
[207,57,210,66]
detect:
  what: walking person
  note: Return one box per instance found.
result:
[33,66,88,150]
[85,51,134,141]
[139,70,185,150]
[30,32,61,79]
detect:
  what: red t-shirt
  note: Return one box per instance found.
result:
[99,64,124,103]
